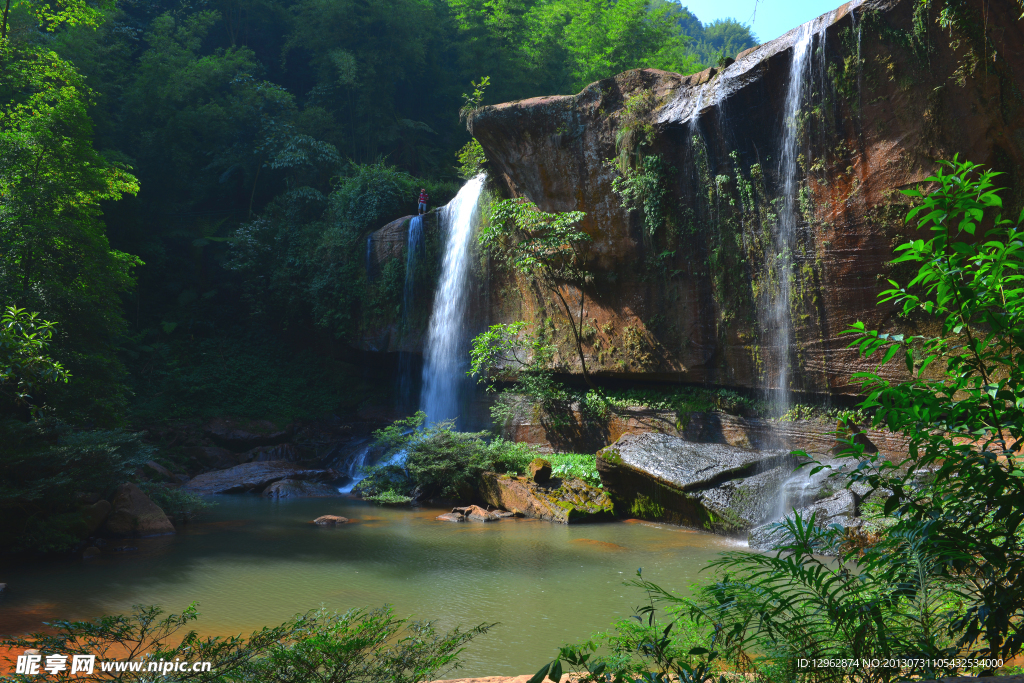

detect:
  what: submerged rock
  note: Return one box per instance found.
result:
[184,461,339,495]
[479,472,613,524]
[103,483,175,538]
[82,546,101,560]
[436,512,466,523]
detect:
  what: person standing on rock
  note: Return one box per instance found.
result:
[417,188,429,215]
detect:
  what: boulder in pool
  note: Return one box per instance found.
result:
[436,512,466,523]
[453,505,500,522]
[479,473,613,524]
[596,433,795,533]
[103,483,176,538]
[313,515,348,525]
[183,461,339,495]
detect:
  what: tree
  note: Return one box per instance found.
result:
[830,157,1024,659]
[0,306,69,413]
[1,0,141,423]
[482,197,597,386]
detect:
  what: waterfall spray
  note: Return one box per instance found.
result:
[419,174,486,426]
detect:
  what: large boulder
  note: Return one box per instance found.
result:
[596,433,795,533]
[103,483,175,538]
[479,472,613,524]
[183,462,339,495]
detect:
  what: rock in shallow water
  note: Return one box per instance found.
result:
[479,472,613,524]
[313,515,348,525]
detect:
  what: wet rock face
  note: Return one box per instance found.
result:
[470,0,1024,396]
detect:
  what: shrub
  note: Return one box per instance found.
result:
[138,482,213,522]
[1,603,492,683]
[0,419,153,553]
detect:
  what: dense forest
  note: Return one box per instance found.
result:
[1,0,755,428]
[0,0,753,550]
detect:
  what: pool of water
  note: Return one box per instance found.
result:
[0,496,745,677]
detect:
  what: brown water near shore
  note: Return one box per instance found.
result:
[0,496,743,677]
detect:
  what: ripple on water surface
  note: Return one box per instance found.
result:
[0,496,742,676]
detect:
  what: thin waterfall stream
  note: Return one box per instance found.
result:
[419,174,486,426]
[396,215,424,409]
[770,12,837,517]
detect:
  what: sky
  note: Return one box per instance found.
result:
[684,0,847,45]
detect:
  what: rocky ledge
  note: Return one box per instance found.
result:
[183,461,341,496]
[597,433,799,534]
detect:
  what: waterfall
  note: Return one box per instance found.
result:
[396,216,424,409]
[365,235,374,283]
[419,174,486,425]
[767,12,835,517]
[767,18,822,419]
[338,443,372,493]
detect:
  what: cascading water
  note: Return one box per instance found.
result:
[365,235,374,283]
[768,12,837,516]
[396,215,424,409]
[768,20,815,420]
[338,443,373,493]
[419,174,486,426]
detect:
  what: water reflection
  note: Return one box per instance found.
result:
[0,496,740,676]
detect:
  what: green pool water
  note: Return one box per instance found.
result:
[0,496,745,677]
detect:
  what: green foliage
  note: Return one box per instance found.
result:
[137,482,213,523]
[484,199,596,383]
[129,332,369,423]
[609,154,667,238]
[681,518,972,683]
[362,489,415,505]
[358,413,494,500]
[0,306,69,412]
[2,6,141,424]
[0,418,153,552]
[832,157,1024,658]
[488,439,600,485]
[2,603,492,683]
[457,139,487,180]
[405,424,494,498]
